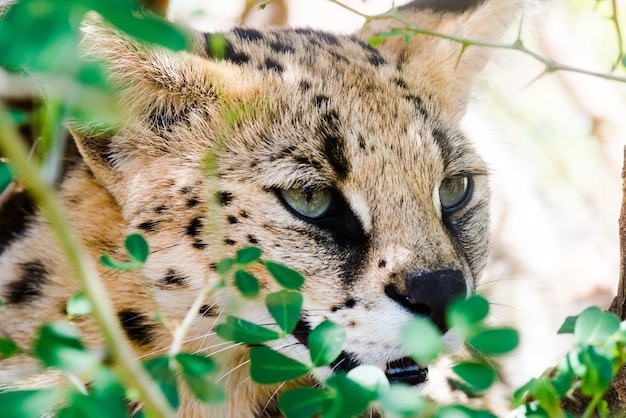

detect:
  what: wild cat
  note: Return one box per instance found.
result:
[0,0,524,415]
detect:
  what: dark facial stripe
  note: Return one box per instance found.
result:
[401,0,487,14]
[0,191,36,257]
[318,111,350,180]
[4,261,49,305]
[117,310,156,346]
[431,128,473,169]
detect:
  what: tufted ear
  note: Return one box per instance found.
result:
[70,16,264,203]
[361,0,525,117]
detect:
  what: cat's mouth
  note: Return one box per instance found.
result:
[331,351,428,385]
[293,320,428,386]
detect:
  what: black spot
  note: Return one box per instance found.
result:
[404,94,428,119]
[186,217,203,237]
[186,197,200,208]
[314,95,330,107]
[401,0,486,14]
[180,186,193,195]
[247,235,259,244]
[269,41,295,54]
[4,261,49,305]
[199,304,216,317]
[224,45,250,65]
[358,135,367,150]
[378,259,387,268]
[368,52,386,67]
[209,263,218,270]
[193,240,207,250]
[160,269,188,288]
[0,191,36,257]
[263,58,284,73]
[239,210,249,219]
[138,220,158,233]
[318,111,350,179]
[224,239,236,246]
[118,310,156,345]
[393,77,409,90]
[218,191,234,206]
[299,80,312,91]
[345,298,356,308]
[295,28,338,45]
[227,216,239,224]
[233,28,264,42]
[154,205,168,214]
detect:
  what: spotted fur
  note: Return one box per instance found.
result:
[0,1,525,416]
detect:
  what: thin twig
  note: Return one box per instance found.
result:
[610,0,624,72]
[327,0,626,84]
[0,103,175,418]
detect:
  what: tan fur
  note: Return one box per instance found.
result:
[0,1,525,416]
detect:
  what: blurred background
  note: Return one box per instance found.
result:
[165,0,626,399]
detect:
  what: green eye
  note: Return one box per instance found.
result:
[280,187,333,219]
[439,176,471,212]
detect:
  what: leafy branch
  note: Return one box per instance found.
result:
[328,0,626,83]
[0,103,175,417]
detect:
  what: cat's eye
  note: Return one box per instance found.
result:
[439,176,472,212]
[280,187,333,219]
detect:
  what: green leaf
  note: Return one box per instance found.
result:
[324,373,375,418]
[216,257,235,275]
[0,390,60,418]
[437,405,497,418]
[346,365,390,396]
[66,292,92,316]
[234,269,260,299]
[265,290,302,334]
[249,345,310,384]
[264,261,304,290]
[96,8,187,52]
[451,362,496,393]
[0,337,20,358]
[621,55,626,69]
[235,246,262,265]
[0,161,12,193]
[468,327,519,356]
[175,355,225,404]
[308,320,345,367]
[215,315,281,344]
[88,367,127,418]
[34,322,99,373]
[0,298,4,307]
[175,353,218,376]
[401,316,443,365]
[99,254,140,271]
[557,315,578,334]
[574,306,620,345]
[181,373,226,404]
[58,391,119,418]
[125,233,149,263]
[143,356,179,409]
[380,383,427,416]
[525,377,563,416]
[278,387,332,418]
[578,345,613,396]
[446,294,489,333]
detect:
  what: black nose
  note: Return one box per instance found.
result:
[384,269,467,332]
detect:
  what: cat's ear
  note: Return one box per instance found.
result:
[70,16,262,197]
[362,0,525,117]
